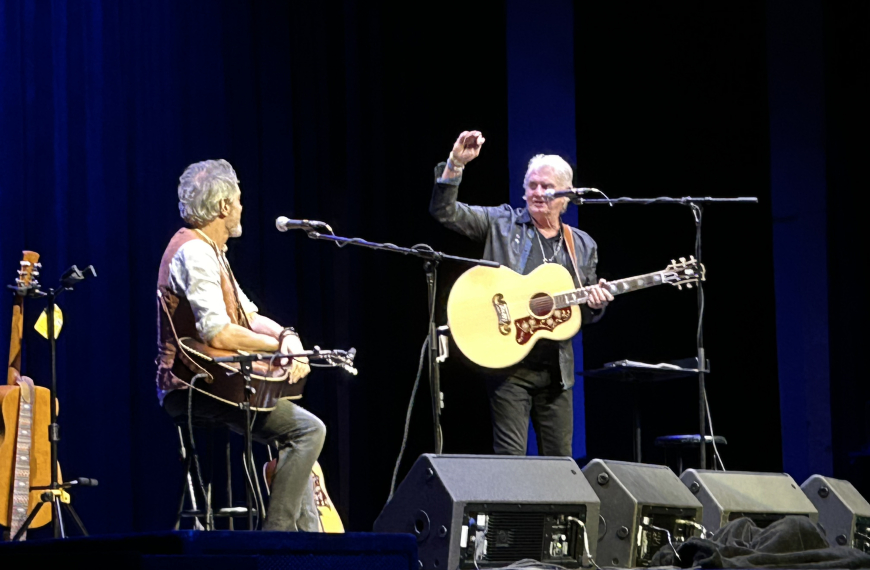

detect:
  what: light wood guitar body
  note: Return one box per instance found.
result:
[447,264,582,369]
[447,257,704,369]
[263,459,344,532]
[0,383,55,531]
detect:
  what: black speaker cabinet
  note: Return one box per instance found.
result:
[582,459,704,568]
[801,475,870,552]
[681,469,818,532]
[373,454,600,570]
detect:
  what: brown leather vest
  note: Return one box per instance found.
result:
[155,228,248,399]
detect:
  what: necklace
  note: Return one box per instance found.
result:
[536,225,564,264]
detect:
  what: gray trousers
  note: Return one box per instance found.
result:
[164,389,326,531]
[486,366,573,457]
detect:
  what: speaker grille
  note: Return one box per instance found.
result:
[484,511,547,562]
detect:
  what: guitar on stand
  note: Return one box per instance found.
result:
[0,251,56,541]
[447,257,704,368]
[2,262,97,541]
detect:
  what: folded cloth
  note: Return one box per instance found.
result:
[650,515,870,568]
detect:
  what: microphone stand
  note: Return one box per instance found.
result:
[573,196,757,469]
[12,265,97,541]
[289,228,499,454]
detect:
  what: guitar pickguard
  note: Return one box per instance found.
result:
[514,307,572,345]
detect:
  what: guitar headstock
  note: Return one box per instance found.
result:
[9,251,42,297]
[663,256,705,290]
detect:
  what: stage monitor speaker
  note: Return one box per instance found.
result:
[681,469,818,532]
[801,475,870,552]
[582,459,704,568]
[373,454,600,570]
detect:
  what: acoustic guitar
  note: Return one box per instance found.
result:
[446,257,704,369]
[0,252,56,539]
[263,458,344,532]
[174,337,304,412]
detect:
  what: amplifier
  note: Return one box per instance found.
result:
[583,459,704,568]
[681,469,818,532]
[373,454,600,570]
[802,475,870,552]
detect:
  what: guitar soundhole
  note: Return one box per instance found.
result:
[529,293,554,317]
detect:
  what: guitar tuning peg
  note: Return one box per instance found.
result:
[689,256,696,262]
[671,259,676,266]
[676,284,682,290]
[686,283,693,289]
[679,257,686,263]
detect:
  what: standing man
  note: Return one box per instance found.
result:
[156,159,325,531]
[430,131,613,457]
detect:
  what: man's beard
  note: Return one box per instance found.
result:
[229,223,242,238]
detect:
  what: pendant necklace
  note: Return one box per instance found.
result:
[536,225,564,264]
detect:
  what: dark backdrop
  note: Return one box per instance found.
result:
[0,1,866,535]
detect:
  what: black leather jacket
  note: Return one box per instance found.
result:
[430,163,604,389]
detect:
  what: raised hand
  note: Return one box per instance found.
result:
[450,130,486,166]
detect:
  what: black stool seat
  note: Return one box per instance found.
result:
[656,434,727,474]
[655,434,728,448]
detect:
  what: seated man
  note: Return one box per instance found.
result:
[156,158,324,531]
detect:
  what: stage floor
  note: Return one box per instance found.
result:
[0,529,418,569]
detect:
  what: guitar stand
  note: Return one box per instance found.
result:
[11,486,88,541]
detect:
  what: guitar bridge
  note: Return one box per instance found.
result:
[492,294,511,335]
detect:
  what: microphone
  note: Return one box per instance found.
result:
[275,216,333,233]
[543,188,599,199]
[67,477,99,487]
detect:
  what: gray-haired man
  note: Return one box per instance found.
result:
[431,132,614,458]
[156,159,324,531]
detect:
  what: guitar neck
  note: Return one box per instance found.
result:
[555,271,669,308]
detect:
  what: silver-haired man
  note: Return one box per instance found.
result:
[156,159,324,531]
[430,131,614,458]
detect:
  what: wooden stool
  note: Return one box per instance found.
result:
[655,434,728,474]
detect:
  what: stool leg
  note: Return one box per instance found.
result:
[175,453,192,530]
[226,433,233,531]
[176,425,202,530]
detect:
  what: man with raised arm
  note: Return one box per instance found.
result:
[430,131,614,457]
[156,159,324,531]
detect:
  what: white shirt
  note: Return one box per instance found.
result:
[168,239,258,342]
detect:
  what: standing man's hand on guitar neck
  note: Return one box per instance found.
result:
[586,279,614,310]
[441,130,485,180]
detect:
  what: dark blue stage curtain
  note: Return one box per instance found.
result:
[0,0,511,534]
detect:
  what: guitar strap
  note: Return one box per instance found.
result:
[562,223,586,290]
[9,375,35,540]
